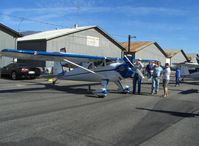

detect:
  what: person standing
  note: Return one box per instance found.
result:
[133,59,144,95]
[175,66,181,86]
[146,61,154,79]
[162,63,171,97]
[151,61,163,94]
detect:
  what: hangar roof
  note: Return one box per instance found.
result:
[164,49,181,57]
[186,53,197,62]
[121,41,153,53]
[0,23,22,37]
[17,25,125,51]
[121,41,167,57]
[164,49,189,61]
[18,26,95,41]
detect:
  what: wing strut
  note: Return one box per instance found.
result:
[49,58,104,84]
[63,59,103,78]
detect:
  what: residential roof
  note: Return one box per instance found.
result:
[17,25,125,51]
[121,41,167,57]
[0,23,22,37]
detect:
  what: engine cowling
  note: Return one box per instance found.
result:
[115,64,134,78]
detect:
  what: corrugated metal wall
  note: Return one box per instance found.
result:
[17,40,46,67]
[46,28,122,68]
[135,44,167,65]
[0,30,17,67]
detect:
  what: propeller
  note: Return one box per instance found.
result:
[124,55,145,79]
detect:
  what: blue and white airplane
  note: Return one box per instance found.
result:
[0,49,144,97]
[173,54,199,79]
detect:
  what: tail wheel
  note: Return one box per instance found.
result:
[11,71,17,80]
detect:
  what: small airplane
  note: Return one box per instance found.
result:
[0,49,144,97]
[173,54,199,79]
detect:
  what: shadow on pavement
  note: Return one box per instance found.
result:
[136,107,199,117]
[0,82,101,96]
[179,89,199,94]
[115,99,199,146]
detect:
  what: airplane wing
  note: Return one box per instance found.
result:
[189,71,199,79]
[173,62,199,68]
[181,63,199,68]
[0,49,117,64]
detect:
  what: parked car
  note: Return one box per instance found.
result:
[0,63,41,80]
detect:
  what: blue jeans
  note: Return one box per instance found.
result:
[133,73,142,94]
[151,77,160,93]
[176,77,180,85]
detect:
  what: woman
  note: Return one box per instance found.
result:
[162,63,171,97]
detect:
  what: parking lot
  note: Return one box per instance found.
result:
[0,78,198,146]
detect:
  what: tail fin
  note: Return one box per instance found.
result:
[52,61,64,75]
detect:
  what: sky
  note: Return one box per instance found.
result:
[0,0,199,54]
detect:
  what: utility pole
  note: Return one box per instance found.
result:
[128,35,136,54]
[128,35,131,54]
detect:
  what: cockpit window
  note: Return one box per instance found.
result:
[94,61,104,67]
[88,63,94,69]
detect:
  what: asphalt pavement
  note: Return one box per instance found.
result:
[0,78,198,146]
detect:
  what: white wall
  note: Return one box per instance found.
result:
[0,30,17,67]
[47,28,122,58]
[135,44,166,65]
[171,51,187,64]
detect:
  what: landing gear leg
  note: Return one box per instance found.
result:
[94,80,109,98]
[114,80,130,94]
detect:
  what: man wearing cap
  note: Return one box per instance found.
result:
[151,61,163,95]
[133,59,144,95]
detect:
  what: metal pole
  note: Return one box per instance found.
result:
[128,35,136,54]
[128,35,131,54]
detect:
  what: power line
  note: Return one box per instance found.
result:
[110,33,129,38]
[0,13,133,40]
[0,13,66,28]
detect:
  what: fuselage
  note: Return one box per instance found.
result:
[189,71,199,79]
[60,62,134,82]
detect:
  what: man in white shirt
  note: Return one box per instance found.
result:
[151,61,163,94]
[162,63,171,97]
